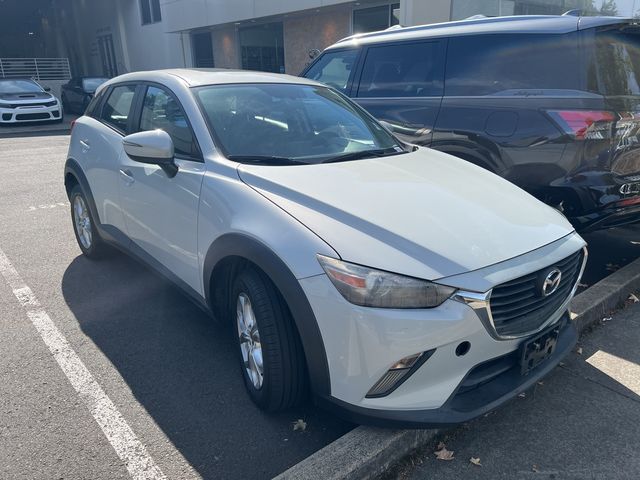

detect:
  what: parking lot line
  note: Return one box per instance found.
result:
[0,246,167,480]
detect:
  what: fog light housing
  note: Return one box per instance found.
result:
[365,349,435,398]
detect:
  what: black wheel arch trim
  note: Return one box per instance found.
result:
[203,233,331,397]
[64,158,102,226]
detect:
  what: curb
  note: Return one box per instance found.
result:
[274,256,640,480]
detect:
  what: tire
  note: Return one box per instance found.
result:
[231,268,307,411]
[69,184,109,259]
[61,94,71,113]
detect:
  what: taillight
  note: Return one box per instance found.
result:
[546,110,617,140]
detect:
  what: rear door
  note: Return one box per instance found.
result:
[351,40,446,146]
[73,83,135,237]
[117,83,205,293]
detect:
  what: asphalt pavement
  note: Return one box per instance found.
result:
[0,134,351,480]
[389,301,640,480]
[0,134,638,480]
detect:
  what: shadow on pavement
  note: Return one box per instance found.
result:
[61,253,352,480]
[0,115,77,138]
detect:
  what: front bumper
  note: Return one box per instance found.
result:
[317,316,576,428]
[301,232,585,426]
[0,104,62,123]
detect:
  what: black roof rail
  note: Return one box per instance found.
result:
[562,9,582,16]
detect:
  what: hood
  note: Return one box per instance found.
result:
[0,92,53,102]
[237,148,575,281]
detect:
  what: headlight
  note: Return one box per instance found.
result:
[317,255,457,308]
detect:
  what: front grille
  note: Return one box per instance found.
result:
[5,101,57,109]
[15,112,50,120]
[489,250,584,337]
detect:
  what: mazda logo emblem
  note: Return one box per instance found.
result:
[541,268,562,297]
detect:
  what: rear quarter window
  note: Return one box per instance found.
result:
[585,26,640,96]
[445,33,581,96]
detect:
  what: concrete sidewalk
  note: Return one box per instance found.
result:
[389,301,640,480]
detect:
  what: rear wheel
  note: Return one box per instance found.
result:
[231,268,306,411]
[69,184,108,259]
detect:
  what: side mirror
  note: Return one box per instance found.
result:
[44,86,52,92]
[123,130,178,177]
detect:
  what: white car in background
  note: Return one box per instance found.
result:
[0,78,63,124]
[64,69,587,426]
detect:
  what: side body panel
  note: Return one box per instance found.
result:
[68,117,128,233]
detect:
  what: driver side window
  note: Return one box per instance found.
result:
[139,85,200,159]
[305,49,359,93]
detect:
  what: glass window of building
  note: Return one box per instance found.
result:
[451,0,631,19]
[239,23,285,73]
[353,3,400,34]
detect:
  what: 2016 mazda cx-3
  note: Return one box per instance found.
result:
[64,69,586,426]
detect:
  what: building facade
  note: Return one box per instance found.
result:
[60,0,639,78]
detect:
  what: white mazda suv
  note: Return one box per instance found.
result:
[64,69,586,426]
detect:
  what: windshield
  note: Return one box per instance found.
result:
[0,79,43,94]
[194,83,404,164]
[82,78,109,92]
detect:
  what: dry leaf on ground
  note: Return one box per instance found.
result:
[292,419,307,431]
[469,457,482,466]
[628,294,639,303]
[518,392,526,398]
[577,347,583,355]
[434,447,455,461]
[602,317,613,323]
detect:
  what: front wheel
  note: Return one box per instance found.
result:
[69,185,108,259]
[231,268,307,412]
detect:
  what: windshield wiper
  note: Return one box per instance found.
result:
[226,155,305,166]
[319,147,406,164]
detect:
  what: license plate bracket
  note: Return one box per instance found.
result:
[519,324,561,375]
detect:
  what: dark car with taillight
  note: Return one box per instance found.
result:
[301,13,640,232]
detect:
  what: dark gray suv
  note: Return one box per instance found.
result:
[302,14,640,232]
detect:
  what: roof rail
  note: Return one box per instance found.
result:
[562,9,582,16]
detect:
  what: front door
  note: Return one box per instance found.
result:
[118,84,205,294]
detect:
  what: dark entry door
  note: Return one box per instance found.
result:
[192,32,215,68]
[97,34,118,77]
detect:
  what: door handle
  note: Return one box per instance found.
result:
[119,168,135,185]
[79,139,90,150]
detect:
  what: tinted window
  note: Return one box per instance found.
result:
[586,26,640,96]
[85,89,106,118]
[445,34,580,96]
[357,41,444,97]
[140,86,199,158]
[304,50,358,92]
[195,83,401,164]
[100,85,136,133]
[82,78,109,92]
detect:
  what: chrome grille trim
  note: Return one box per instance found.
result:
[455,247,588,340]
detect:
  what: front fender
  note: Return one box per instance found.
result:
[203,233,331,397]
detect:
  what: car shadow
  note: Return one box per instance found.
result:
[61,253,352,480]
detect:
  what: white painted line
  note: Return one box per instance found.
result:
[0,247,167,480]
